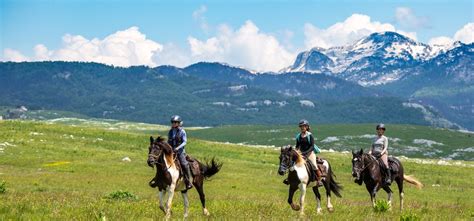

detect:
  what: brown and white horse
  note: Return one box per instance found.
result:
[278,145,342,215]
[147,136,222,218]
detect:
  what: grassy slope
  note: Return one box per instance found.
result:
[187,124,474,161]
[0,120,473,220]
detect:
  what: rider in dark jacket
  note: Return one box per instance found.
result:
[168,115,193,189]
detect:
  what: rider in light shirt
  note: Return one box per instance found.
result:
[369,123,391,185]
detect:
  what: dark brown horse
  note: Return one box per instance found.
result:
[278,145,342,215]
[351,149,423,210]
[147,136,222,218]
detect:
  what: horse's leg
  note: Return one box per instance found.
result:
[371,183,379,207]
[324,179,334,212]
[181,190,189,218]
[195,176,210,216]
[382,185,393,209]
[298,183,307,216]
[158,190,166,213]
[312,186,322,214]
[288,184,300,211]
[165,184,176,218]
[396,176,404,211]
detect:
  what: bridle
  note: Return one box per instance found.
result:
[149,142,176,170]
[354,153,376,175]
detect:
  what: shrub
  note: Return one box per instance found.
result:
[373,200,390,213]
[106,190,137,200]
[0,181,6,194]
[400,212,420,221]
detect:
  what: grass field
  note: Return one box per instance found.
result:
[187,124,474,161]
[1,120,473,220]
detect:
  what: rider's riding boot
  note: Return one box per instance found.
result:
[316,168,323,187]
[184,165,193,189]
[385,168,392,185]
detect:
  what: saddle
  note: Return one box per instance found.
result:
[305,157,327,182]
[376,156,399,174]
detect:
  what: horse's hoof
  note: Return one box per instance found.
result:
[317,208,323,214]
[290,203,300,211]
[159,206,165,213]
[183,213,189,218]
[328,207,335,213]
[203,208,210,216]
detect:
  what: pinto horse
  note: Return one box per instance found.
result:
[147,136,222,218]
[278,145,342,215]
[351,149,423,210]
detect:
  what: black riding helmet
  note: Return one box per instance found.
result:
[376,123,386,130]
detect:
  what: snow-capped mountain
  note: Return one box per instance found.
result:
[285,31,467,86]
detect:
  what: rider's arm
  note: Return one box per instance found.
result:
[381,137,388,155]
[295,135,300,149]
[176,130,187,151]
[301,134,315,156]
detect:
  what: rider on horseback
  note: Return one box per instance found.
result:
[369,123,391,185]
[283,119,323,186]
[168,115,193,189]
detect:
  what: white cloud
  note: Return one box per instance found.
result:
[193,5,209,33]
[304,14,416,49]
[187,20,295,72]
[395,7,429,29]
[428,23,474,45]
[2,48,29,62]
[2,27,163,67]
[453,23,474,44]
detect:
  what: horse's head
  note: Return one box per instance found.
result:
[147,136,160,167]
[351,148,365,181]
[278,145,295,175]
[147,136,174,168]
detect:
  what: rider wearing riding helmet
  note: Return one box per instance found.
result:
[369,123,391,185]
[295,119,323,187]
[168,115,193,189]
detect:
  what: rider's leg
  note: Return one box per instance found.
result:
[308,152,322,186]
[381,154,391,185]
[178,149,193,189]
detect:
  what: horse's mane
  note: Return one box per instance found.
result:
[292,149,305,166]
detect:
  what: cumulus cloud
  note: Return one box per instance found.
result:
[428,23,474,45]
[187,20,295,72]
[2,27,163,67]
[304,14,416,49]
[2,48,29,62]
[395,7,430,29]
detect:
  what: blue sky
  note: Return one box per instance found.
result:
[1,0,473,71]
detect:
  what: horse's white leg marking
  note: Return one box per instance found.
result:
[327,195,334,211]
[165,184,176,218]
[387,191,392,206]
[299,183,307,216]
[159,190,166,213]
[203,208,210,216]
[182,192,189,218]
[315,191,322,214]
[400,192,404,211]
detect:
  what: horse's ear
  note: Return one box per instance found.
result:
[359,148,363,154]
[289,146,293,151]
[150,136,154,144]
[352,149,355,155]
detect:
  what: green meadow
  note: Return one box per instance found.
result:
[1,120,473,220]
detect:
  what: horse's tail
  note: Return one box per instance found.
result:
[327,163,343,198]
[403,175,423,189]
[200,157,222,179]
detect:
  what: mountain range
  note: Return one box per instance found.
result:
[0,31,472,129]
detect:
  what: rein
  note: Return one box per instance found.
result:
[358,154,376,173]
